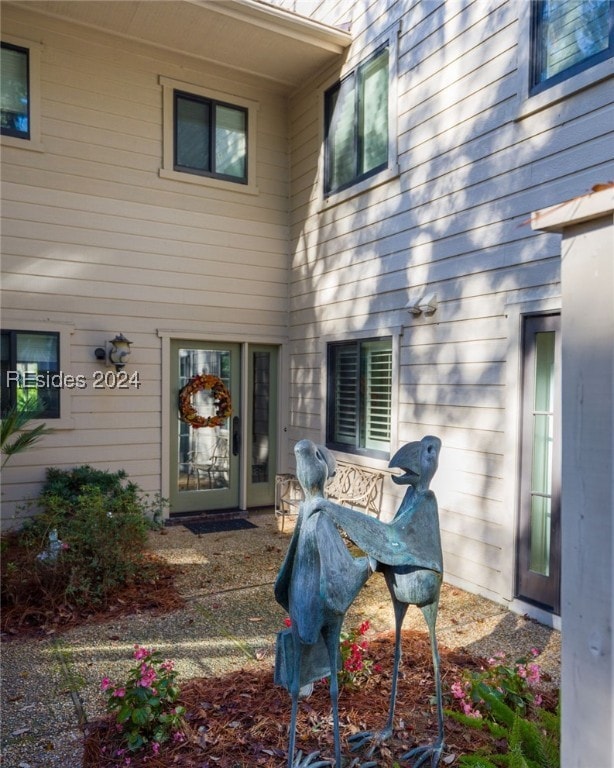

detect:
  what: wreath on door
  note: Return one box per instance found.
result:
[178,374,232,429]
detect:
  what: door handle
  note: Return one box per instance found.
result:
[232,416,241,456]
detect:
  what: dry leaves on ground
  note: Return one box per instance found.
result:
[83,629,538,768]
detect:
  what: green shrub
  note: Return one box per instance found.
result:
[2,466,169,622]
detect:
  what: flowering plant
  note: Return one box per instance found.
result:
[101,645,186,753]
[339,620,381,689]
[450,648,543,719]
[282,618,381,690]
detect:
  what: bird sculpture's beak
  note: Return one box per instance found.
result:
[389,441,422,485]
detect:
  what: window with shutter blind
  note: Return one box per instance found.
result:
[327,338,392,458]
[531,0,613,93]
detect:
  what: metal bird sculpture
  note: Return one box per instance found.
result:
[316,436,444,768]
[274,439,372,768]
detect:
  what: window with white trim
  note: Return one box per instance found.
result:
[531,0,613,94]
[326,338,392,458]
[324,45,389,195]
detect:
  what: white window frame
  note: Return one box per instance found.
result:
[0,35,43,152]
[319,23,400,209]
[516,2,614,119]
[159,76,259,195]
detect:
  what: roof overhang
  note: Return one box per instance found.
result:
[8,0,352,91]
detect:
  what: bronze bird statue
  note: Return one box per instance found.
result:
[274,439,372,768]
[317,436,444,768]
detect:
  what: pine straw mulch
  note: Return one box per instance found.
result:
[0,544,185,639]
[83,629,559,768]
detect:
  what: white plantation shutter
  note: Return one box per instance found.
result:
[364,341,392,450]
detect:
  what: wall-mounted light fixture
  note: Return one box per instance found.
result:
[94,333,133,371]
[406,293,438,317]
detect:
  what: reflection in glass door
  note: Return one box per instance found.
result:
[517,314,561,613]
[170,341,240,514]
[246,346,278,507]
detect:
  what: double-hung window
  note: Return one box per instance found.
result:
[174,90,247,183]
[324,45,389,195]
[1,42,29,139]
[327,338,392,458]
[531,0,614,93]
[1,330,61,418]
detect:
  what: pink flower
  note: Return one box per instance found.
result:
[151,742,160,755]
[133,645,152,661]
[534,693,543,706]
[161,660,175,673]
[100,676,112,692]
[283,617,292,627]
[113,687,126,698]
[359,620,370,635]
[172,731,185,743]
[451,681,465,700]
[138,663,157,688]
[530,647,540,657]
[527,663,541,685]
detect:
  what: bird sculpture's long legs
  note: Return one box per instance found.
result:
[347,598,409,758]
[402,599,444,768]
[286,621,342,768]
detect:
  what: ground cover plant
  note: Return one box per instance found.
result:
[85,630,558,768]
[1,465,182,634]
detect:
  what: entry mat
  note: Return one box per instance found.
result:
[183,518,257,535]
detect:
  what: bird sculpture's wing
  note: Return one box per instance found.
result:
[315,512,370,615]
[274,511,302,613]
[318,495,443,573]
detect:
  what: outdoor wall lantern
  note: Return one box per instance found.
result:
[407,293,438,317]
[94,333,132,371]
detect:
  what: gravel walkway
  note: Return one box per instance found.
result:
[1,509,561,768]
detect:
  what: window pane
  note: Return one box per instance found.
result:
[1,331,60,417]
[333,345,359,446]
[1,43,29,138]
[529,331,555,575]
[326,75,357,192]
[215,105,246,179]
[535,0,611,84]
[363,340,392,450]
[251,352,270,483]
[176,94,210,172]
[360,49,388,174]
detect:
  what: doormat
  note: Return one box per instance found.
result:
[183,518,257,535]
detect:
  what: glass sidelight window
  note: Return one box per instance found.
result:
[517,314,561,613]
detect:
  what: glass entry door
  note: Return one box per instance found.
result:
[170,340,240,514]
[516,314,561,613]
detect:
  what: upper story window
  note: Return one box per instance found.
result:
[324,45,389,196]
[1,330,61,418]
[531,0,613,93]
[326,337,392,459]
[1,42,29,139]
[174,90,247,183]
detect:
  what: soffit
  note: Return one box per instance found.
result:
[9,0,351,90]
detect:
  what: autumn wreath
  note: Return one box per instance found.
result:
[178,374,232,429]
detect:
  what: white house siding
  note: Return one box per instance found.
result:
[1,6,291,524]
[285,0,614,605]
